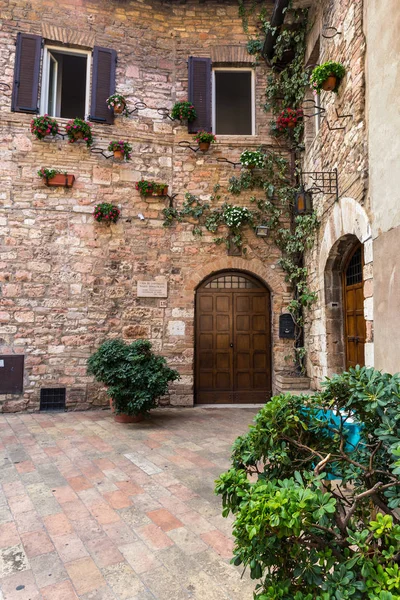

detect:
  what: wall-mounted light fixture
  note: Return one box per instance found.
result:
[255,225,269,237]
[294,187,313,215]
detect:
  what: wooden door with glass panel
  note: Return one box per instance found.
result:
[196,272,271,404]
[343,245,366,369]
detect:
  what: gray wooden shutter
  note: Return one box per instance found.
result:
[90,46,116,124]
[11,32,42,113]
[188,57,212,133]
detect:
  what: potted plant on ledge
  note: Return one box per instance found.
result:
[310,61,346,93]
[37,167,75,188]
[108,140,132,161]
[194,131,216,152]
[93,203,120,225]
[30,115,59,140]
[106,93,128,116]
[87,339,180,423]
[66,118,93,147]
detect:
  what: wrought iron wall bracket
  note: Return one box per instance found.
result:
[178,140,201,153]
[0,82,11,90]
[122,101,174,121]
[300,168,339,202]
[322,26,342,39]
[90,148,115,160]
[166,193,178,208]
[216,157,241,168]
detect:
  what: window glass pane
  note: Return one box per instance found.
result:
[215,71,252,135]
[51,51,87,119]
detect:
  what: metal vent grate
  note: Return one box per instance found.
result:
[40,388,66,412]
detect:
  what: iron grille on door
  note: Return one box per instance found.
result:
[203,274,260,289]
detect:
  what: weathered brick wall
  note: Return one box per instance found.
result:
[0,0,294,411]
[301,0,371,387]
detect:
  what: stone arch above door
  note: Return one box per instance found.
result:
[185,256,287,295]
[319,198,374,374]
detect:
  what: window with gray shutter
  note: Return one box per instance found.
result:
[11,32,42,113]
[188,57,212,133]
[90,46,116,125]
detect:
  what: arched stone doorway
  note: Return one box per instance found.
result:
[324,235,367,374]
[195,270,272,404]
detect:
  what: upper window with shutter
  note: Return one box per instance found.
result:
[188,57,255,136]
[12,34,116,124]
[39,46,91,119]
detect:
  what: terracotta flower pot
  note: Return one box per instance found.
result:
[321,75,337,92]
[247,164,256,170]
[113,102,126,114]
[114,413,144,423]
[113,150,124,160]
[287,121,296,129]
[156,186,168,196]
[45,174,75,188]
[73,131,84,140]
[199,142,210,152]
[109,399,143,423]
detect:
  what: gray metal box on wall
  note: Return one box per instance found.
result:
[0,355,24,394]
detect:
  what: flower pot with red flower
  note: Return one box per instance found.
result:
[30,115,59,141]
[93,203,120,226]
[135,179,155,196]
[65,118,93,147]
[309,61,346,94]
[194,131,216,152]
[108,140,132,161]
[171,101,197,123]
[87,339,180,424]
[106,93,128,116]
[276,108,304,130]
[37,167,75,188]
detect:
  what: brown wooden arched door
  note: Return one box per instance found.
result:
[343,244,366,369]
[195,271,272,404]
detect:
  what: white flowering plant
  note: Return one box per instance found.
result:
[222,204,253,229]
[240,150,265,169]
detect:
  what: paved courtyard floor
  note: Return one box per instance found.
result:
[0,407,259,600]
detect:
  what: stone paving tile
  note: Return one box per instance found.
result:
[0,407,258,599]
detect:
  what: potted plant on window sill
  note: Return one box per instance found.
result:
[87,339,180,423]
[108,140,132,161]
[93,203,120,225]
[310,61,346,93]
[30,115,59,140]
[171,100,197,123]
[37,167,75,188]
[106,93,128,116]
[65,118,93,147]
[194,131,216,152]
[240,149,265,170]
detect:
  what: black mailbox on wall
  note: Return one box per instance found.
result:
[279,314,296,339]
[0,355,24,394]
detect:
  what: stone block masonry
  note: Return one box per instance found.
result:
[0,0,294,411]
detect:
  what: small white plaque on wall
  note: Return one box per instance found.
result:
[137,279,168,298]
[168,321,185,336]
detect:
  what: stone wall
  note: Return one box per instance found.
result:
[301,0,371,386]
[0,0,294,411]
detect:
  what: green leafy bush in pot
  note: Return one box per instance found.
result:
[215,366,400,600]
[171,101,197,122]
[310,61,346,94]
[240,150,265,169]
[30,115,59,140]
[87,339,180,416]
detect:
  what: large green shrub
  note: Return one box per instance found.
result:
[87,339,180,416]
[215,367,400,599]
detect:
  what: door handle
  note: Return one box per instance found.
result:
[348,336,355,342]
[230,343,234,348]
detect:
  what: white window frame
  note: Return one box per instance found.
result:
[40,45,91,119]
[212,68,255,136]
